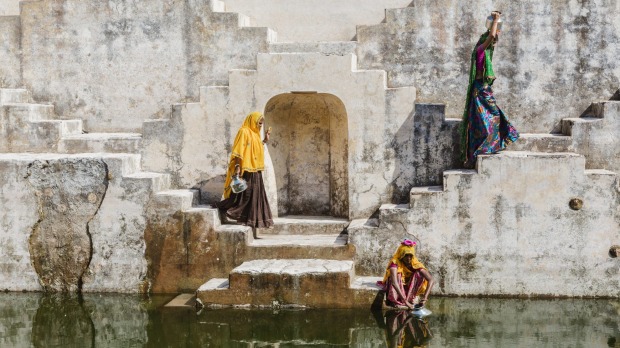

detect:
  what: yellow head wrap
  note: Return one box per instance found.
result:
[381,239,427,295]
[222,112,265,199]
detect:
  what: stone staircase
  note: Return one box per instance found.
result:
[348,151,619,297]
[510,100,619,159]
[1,0,617,301]
[197,259,382,309]
[210,0,278,44]
[0,88,205,292]
[0,88,141,154]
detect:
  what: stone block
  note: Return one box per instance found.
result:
[510,133,573,153]
[0,89,31,104]
[27,157,108,293]
[0,17,21,87]
[260,216,349,235]
[58,133,142,154]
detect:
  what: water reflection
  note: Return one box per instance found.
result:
[0,293,619,347]
[380,310,433,348]
[32,295,94,348]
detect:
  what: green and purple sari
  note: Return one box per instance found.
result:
[460,32,519,168]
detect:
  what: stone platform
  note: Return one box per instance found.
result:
[197,259,383,309]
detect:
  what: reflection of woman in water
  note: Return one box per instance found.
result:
[461,11,519,168]
[384,310,433,348]
[215,111,274,228]
[378,239,434,309]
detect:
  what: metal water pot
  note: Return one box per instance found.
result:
[485,14,503,31]
[231,174,248,194]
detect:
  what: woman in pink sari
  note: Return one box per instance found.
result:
[378,239,434,309]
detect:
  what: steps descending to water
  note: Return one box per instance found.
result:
[197,259,382,308]
[264,215,350,235]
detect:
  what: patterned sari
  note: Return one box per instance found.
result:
[464,79,519,168]
[461,31,519,168]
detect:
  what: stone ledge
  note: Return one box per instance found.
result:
[196,260,383,309]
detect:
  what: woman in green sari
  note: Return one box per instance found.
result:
[461,11,519,168]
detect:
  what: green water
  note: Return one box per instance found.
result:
[0,293,619,347]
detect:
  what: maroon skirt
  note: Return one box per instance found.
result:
[215,171,274,228]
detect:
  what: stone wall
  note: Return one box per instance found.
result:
[350,152,620,297]
[0,16,21,88]
[568,100,620,173]
[223,0,412,42]
[357,0,620,133]
[142,52,417,219]
[15,0,620,135]
[20,0,272,132]
[0,156,41,292]
[0,154,157,293]
[0,0,20,16]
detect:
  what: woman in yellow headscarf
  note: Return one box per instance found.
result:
[215,111,274,228]
[378,239,434,309]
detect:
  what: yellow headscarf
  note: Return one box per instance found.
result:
[381,240,427,295]
[222,112,265,199]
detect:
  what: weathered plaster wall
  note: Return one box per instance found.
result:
[20,0,271,132]
[357,0,620,132]
[350,152,620,297]
[0,154,162,293]
[142,52,417,218]
[0,156,41,292]
[0,0,20,16]
[223,0,412,42]
[81,155,154,293]
[265,93,349,217]
[387,103,460,200]
[26,158,108,293]
[0,16,21,87]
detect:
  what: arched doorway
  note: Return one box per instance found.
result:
[264,92,349,218]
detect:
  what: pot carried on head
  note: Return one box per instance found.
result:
[485,11,503,30]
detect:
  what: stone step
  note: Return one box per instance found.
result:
[210,0,226,12]
[197,259,382,308]
[510,133,573,152]
[1,103,55,121]
[216,11,251,27]
[378,203,410,224]
[410,186,444,209]
[164,293,196,308]
[58,133,142,154]
[261,215,349,235]
[1,119,83,152]
[0,89,31,104]
[269,41,357,55]
[561,117,603,135]
[185,205,221,230]
[248,233,353,260]
[227,259,355,291]
[384,7,416,23]
[123,172,171,193]
[151,189,200,211]
[98,153,142,177]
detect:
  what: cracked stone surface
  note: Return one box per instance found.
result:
[26,158,108,293]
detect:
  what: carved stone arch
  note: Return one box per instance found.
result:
[263,92,348,218]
